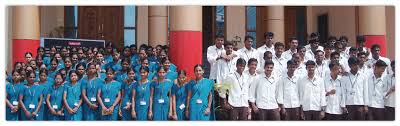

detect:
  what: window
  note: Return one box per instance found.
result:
[124,6,136,46]
[215,6,225,36]
[246,6,257,48]
[64,6,78,38]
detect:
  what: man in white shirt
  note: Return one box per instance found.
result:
[207,34,225,80]
[282,37,298,60]
[298,60,326,120]
[315,50,329,79]
[339,36,351,59]
[366,44,391,76]
[238,36,258,66]
[342,47,359,73]
[366,60,388,120]
[384,60,395,120]
[244,58,259,120]
[357,52,373,76]
[216,42,238,84]
[257,32,275,60]
[305,39,323,61]
[324,44,335,62]
[272,42,287,78]
[249,60,280,120]
[256,51,273,74]
[335,42,348,63]
[277,60,301,120]
[292,52,307,78]
[324,61,346,120]
[342,57,368,120]
[221,58,250,120]
[305,33,323,52]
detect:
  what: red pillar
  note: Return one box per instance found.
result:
[12,6,40,65]
[169,6,202,79]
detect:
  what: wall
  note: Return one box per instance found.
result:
[137,6,149,47]
[385,6,395,60]
[6,7,13,73]
[226,6,246,49]
[40,6,64,37]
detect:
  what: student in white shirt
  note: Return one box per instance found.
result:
[357,52,373,75]
[342,47,359,73]
[282,37,298,60]
[249,60,280,120]
[272,42,287,78]
[314,50,329,79]
[216,42,238,84]
[305,33,323,52]
[323,44,335,62]
[257,32,275,60]
[366,44,391,76]
[339,36,351,59]
[298,60,326,120]
[256,51,273,74]
[277,60,301,120]
[221,58,250,120]
[292,53,307,78]
[238,36,258,65]
[335,42,348,63]
[244,58,258,120]
[305,39,323,62]
[384,60,395,120]
[207,34,225,80]
[324,61,346,120]
[342,57,368,120]
[366,60,388,120]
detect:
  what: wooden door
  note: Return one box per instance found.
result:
[78,6,124,49]
[284,6,307,47]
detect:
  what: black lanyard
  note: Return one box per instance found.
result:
[234,73,244,92]
[348,73,359,89]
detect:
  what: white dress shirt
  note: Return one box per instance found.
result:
[282,49,296,60]
[324,75,346,114]
[238,47,258,63]
[207,45,225,80]
[272,55,287,78]
[305,44,324,53]
[222,71,250,107]
[244,70,259,90]
[257,44,275,61]
[215,53,238,84]
[342,71,368,106]
[294,63,307,78]
[359,64,373,76]
[298,75,327,111]
[249,73,279,109]
[384,74,395,107]
[315,61,329,79]
[304,50,316,62]
[367,74,388,108]
[366,56,392,76]
[277,73,301,108]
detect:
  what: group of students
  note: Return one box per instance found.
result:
[208,32,395,120]
[6,43,215,121]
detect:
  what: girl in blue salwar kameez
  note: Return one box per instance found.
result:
[132,66,152,120]
[98,68,121,120]
[63,71,83,120]
[150,66,174,120]
[81,63,103,120]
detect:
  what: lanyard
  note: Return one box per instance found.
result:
[104,81,112,98]
[71,83,79,100]
[265,76,274,85]
[287,76,296,85]
[89,77,97,96]
[194,78,204,98]
[234,73,244,92]
[157,80,164,99]
[308,77,317,86]
[28,86,36,104]
[52,86,61,105]
[275,57,283,66]
[139,80,148,101]
[373,76,382,95]
[348,73,359,89]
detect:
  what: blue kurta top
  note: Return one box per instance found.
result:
[105,60,122,72]
[151,79,174,120]
[6,82,24,120]
[172,83,188,120]
[99,80,121,107]
[187,78,214,120]
[134,81,152,120]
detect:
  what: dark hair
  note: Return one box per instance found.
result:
[310,32,319,38]
[39,69,48,76]
[287,60,295,66]
[324,43,334,49]
[349,47,358,52]
[161,57,171,65]
[215,34,225,39]
[25,52,33,57]
[371,44,381,51]
[289,37,297,42]
[329,61,341,70]
[75,63,86,70]
[50,57,59,65]
[357,35,365,43]
[126,68,135,74]
[315,50,324,55]
[330,52,340,58]
[357,51,367,57]
[105,68,115,74]
[236,58,247,66]
[193,64,203,71]
[121,58,131,65]
[224,41,233,47]
[245,35,254,41]
[375,60,388,67]
[339,36,349,42]
[68,70,78,79]
[178,70,186,77]
[297,45,306,51]
[305,60,316,66]
[157,66,167,73]
[54,73,65,82]
[264,32,274,38]
[328,36,337,41]
[274,42,285,48]
[247,58,258,65]
[37,47,45,52]
[140,66,150,73]
[348,57,360,66]
[264,60,274,68]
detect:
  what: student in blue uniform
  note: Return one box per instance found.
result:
[6,70,24,120]
[97,68,122,120]
[171,70,188,120]
[81,63,103,120]
[37,69,53,120]
[75,63,86,81]
[19,71,44,120]
[131,66,152,120]
[135,58,156,81]
[116,58,130,82]
[120,68,136,120]
[63,70,83,120]
[161,58,178,81]
[48,58,59,79]
[186,64,214,120]
[150,66,174,120]
[46,73,66,120]
[105,49,122,72]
